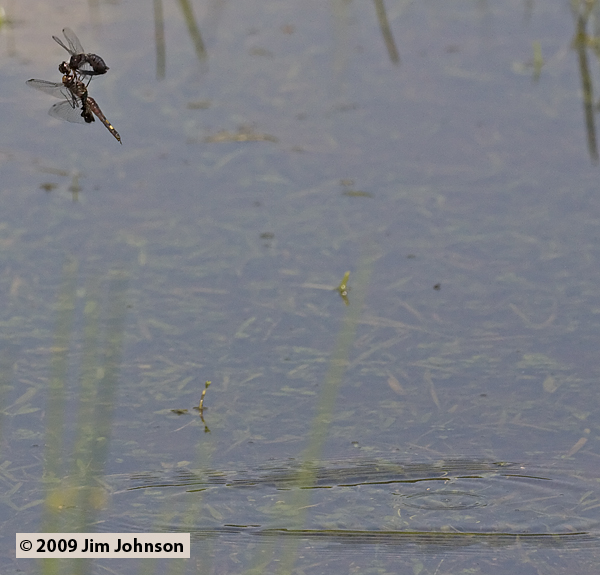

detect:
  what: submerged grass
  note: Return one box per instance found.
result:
[42,258,78,534]
[255,246,376,575]
[134,249,375,575]
[38,261,129,575]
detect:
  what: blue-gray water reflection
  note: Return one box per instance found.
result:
[2,0,600,574]
[101,459,600,543]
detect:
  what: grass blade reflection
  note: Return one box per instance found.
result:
[38,265,129,575]
[271,247,375,575]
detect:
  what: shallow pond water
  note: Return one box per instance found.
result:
[1,0,600,573]
[105,458,600,537]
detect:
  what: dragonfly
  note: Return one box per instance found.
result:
[27,63,121,143]
[52,27,110,77]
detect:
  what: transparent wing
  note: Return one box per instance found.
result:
[52,34,71,54]
[26,79,72,100]
[70,58,97,77]
[48,100,88,124]
[53,27,85,56]
[62,28,85,54]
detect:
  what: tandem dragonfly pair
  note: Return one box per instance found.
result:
[27,28,122,144]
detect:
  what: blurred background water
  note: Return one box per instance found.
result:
[1,0,600,573]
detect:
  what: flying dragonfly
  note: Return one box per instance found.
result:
[27,64,121,143]
[52,27,110,77]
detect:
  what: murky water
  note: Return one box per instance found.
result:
[2,0,600,573]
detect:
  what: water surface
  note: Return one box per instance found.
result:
[1,0,600,573]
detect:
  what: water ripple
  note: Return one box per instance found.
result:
[103,458,600,551]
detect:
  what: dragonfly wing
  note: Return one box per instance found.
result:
[48,100,88,124]
[52,35,72,55]
[61,28,85,55]
[72,60,97,76]
[26,79,71,100]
